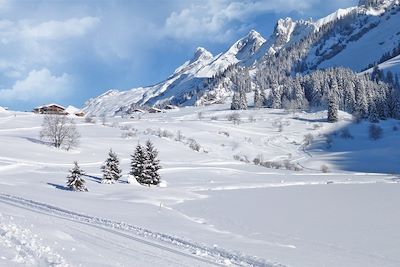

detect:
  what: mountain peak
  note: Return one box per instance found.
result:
[358,0,395,8]
[189,47,213,64]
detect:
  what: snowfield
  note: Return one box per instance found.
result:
[0,105,399,267]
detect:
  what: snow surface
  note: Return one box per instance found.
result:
[0,106,399,266]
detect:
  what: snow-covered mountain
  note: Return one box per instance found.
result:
[84,31,266,116]
[84,0,400,116]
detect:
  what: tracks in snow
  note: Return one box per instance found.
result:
[0,193,280,267]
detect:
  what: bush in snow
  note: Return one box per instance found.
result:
[233,154,250,163]
[369,124,383,140]
[175,130,185,142]
[210,116,218,121]
[40,115,80,150]
[248,114,256,123]
[303,134,314,146]
[227,113,241,125]
[393,125,399,131]
[84,116,96,124]
[188,138,201,152]
[101,149,122,184]
[321,164,329,173]
[130,140,161,186]
[66,161,88,192]
[197,112,204,120]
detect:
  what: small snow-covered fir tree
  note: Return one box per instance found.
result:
[66,161,88,192]
[231,91,241,110]
[130,141,162,186]
[143,140,161,185]
[101,149,122,184]
[130,144,146,184]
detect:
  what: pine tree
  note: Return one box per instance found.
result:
[254,87,262,109]
[239,86,248,110]
[231,91,241,110]
[143,140,161,185]
[130,144,146,184]
[101,149,122,184]
[66,161,88,192]
[327,80,339,123]
[130,141,162,186]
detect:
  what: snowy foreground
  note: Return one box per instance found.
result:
[0,105,399,267]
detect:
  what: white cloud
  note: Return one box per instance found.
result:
[21,17,100,40]
[163,0,356,41]
[0,68,72,102]
[163,0,312,41]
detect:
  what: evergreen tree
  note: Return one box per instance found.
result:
[143,140,161,185]
[368,102,380,123]
[254,87,262,109]
[327,80,339,123]
[130,144,146,184]
[101,149,122,184]
[239,86,248,110]
[231,91,241,110]
[66,161,88,192]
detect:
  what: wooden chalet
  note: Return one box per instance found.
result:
[33,104,67,115]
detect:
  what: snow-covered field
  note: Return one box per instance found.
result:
[0,105,399,267]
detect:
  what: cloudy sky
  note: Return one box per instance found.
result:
[0,0,357,110]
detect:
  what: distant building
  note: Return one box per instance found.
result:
[33,104,67,115]
[74,111,85,117]
[148,107,162,113]
[164,105,178,110]
[132,108,145,113]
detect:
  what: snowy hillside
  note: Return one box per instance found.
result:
[1,106,400,266]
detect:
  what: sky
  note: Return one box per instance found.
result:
[0,0,358,111]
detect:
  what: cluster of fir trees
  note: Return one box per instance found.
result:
[229,66,400,123]
[66,140,161,191]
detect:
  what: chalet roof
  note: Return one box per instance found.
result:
[35,103,66,110]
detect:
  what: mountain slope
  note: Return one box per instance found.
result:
[84,31,266,116]
[84,0,400,117]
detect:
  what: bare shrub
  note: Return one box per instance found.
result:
[248,115,256,123]
[369,124,383,140]
[197,112,204,120]
[120,125,131,131]
[253,154,264,165]
[321,164,329,173]
[227,113,241,125]
[233,154,250,163]
[218,131,230,137]
[155,129,174,139]
[175,130,185,142]
[121,131,137,139]
[313,123,322,130]
[303,134,314,146]
[188,139,201,152]
[84,116,96,124]
[211,116,218,121]
[40,115,80,150]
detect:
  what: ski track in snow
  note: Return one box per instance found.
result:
[0,193,282,267]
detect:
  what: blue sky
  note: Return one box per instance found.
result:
[0,0,357,111]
